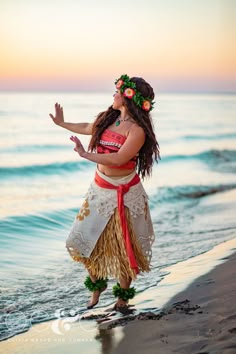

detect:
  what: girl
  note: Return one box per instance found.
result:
[49,74,160,312]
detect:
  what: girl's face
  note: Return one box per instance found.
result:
[112,90,124,110]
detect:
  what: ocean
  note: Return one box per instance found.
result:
[0,92,236,341]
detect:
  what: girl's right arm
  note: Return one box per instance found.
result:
[49,102,93,135]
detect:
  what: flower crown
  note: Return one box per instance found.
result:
[115,74,154,112]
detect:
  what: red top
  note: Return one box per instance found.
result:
[96,129,137,169]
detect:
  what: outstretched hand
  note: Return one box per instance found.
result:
[49,103,64,125]
[70,136,86,157]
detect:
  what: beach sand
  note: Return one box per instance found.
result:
[114,248,236,354]
[1,238,236,354]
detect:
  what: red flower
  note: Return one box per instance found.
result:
[116,80,124,89]
[123,88,135,99]
[142,100,151,111]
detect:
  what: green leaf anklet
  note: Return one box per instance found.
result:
[84,276,108,292]
[112,283,136,301]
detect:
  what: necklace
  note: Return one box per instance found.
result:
[115,116,130,126]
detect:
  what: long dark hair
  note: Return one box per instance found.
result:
[88,77,161,179]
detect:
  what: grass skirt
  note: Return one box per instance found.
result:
[69,206,151,281]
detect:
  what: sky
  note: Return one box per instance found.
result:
[0,0,235,93]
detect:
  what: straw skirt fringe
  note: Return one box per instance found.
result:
[69,206,151,281]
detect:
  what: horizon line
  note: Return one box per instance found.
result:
[0,89,235,95]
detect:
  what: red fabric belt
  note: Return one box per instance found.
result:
[94,171,140,274]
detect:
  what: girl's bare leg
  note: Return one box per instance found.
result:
[87,271,106,307]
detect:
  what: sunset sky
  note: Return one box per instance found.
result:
[0,0,235,92]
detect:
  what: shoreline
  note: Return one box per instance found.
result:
[1,237,236,353]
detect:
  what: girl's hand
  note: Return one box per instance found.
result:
[49,103,64,126]
[70,136,86,157]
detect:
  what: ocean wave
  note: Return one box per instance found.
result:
[152,183,236,203]
[0,215,67,239]
[0,144,71,153]
[0,148,235,180]
[0,208,75,237]
[0,160,93,178]
[181,132,236,141]
[1,184,235,228]
[163,149,236,172]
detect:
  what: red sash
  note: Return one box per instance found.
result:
[95,172,140,274]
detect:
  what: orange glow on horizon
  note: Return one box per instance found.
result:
[0,0,235,92]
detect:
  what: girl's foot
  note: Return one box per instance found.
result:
[115,298,128,308]
[113,299,133,315]
[113,298,128,311]
[87,287,107,309]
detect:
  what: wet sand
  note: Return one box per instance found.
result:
[114,247,236,354]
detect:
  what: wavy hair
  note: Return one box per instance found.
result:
[88,77,161,179]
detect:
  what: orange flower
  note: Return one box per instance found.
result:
[142,100,151,111]
[123,88,135,99]
[116,80,124,89]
